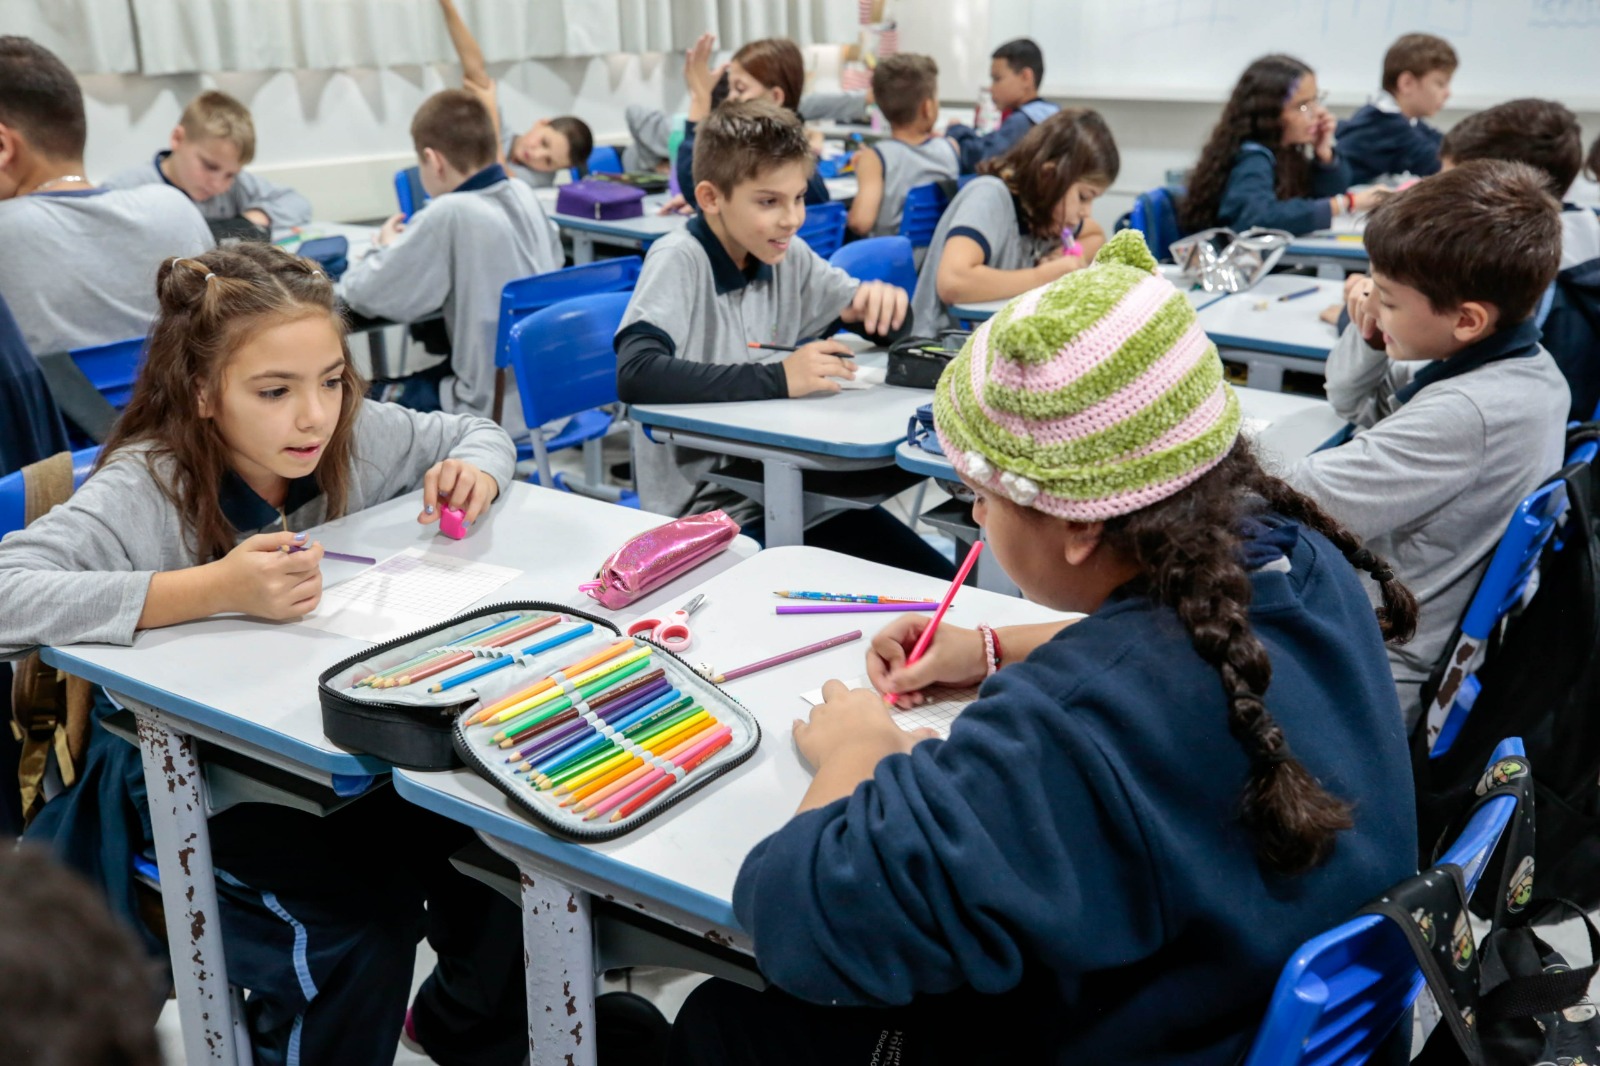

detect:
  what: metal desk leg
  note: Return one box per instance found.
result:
[136,712,239,1066]
[762,458,805,547]
[521,871,597,1066]
[572,234,597,265]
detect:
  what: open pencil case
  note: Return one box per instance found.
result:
[318,602,760,840]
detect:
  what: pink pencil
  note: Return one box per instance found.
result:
[885,541,983,705]
[583,725,733,820]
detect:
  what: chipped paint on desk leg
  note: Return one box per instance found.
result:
[137,712,239,1066]
[522,871,597,1066]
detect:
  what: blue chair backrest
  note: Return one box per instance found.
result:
[1129,186,1185,262]
[829,236,918,295]
[898,181,951,248]
[587,146,624,174]
[508,292,632,429]
[394,166,429,220]
[1242,737,1525,1066]
[1455,478,1571,644]
[495,257,643,371]
[70,337,145,410]
[798,201,848,260]
[0,445,101,538]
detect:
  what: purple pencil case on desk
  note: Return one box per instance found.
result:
[557,179,645,221]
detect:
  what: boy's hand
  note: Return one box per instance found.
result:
[376,213,407,247]
[419,460,500,525]
[243,208,271,229]
[657,194,693,216]
[839,280,908,336]
[1344,272,1383,345]
[782,340,857,397]
[215,532,324,620]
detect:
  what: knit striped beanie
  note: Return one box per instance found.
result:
[934,229,1240,521]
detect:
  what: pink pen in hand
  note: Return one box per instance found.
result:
[439,505,469,540]
[1061,228,1083,259]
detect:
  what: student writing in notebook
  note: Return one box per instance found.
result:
[0,244,529,1066]
[667,232,1418,1066]
[1181,54,1384,237]
[846,53,960,239]
[912,108,1117,334]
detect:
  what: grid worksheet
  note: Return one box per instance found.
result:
[800,676,979,737]
[299,548,522,643]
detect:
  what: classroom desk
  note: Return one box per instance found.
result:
[1281,214,1369,275]
[391,544,1071,1066]
[628,351,929,548]
[948,265,1230,325]
[39,483,757,1066]
[1201,273,1345,391]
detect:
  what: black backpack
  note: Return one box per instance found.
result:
[1412,425,1600,910]
[1542,257,1600,422]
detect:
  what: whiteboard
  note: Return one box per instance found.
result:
[993,0,1600,109]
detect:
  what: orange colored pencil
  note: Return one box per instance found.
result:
[605,728,734,822]
[553,712,715,797]
[386,615,561,687]
[568,724,719,812]
[465,638,634,724]
[560,715,718,806]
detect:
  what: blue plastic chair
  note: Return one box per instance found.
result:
[1422,464,1581,757]
[829,236,918,296]
[507,292,638,506]
[1128,186,1185,262]
[797,201,848,260]
[898,181,951,249]
[0,446,100,537]
[69,337,145,411]
[1242,736,1526,1066]
[587,146,624,174]
[492,257,644,426]
[394,166,429,220]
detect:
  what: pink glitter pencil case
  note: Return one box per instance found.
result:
[579,511,741,610]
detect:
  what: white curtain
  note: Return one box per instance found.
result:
[130,0,299,75]
[0,0,139,73]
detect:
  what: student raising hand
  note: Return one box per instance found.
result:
[684,32,724,123]
[419,457,500,526]
[838,280,909,337]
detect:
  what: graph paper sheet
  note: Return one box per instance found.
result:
[800,675,979,737]
[298,548,521,643]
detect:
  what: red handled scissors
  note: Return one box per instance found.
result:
[627,594,706,652]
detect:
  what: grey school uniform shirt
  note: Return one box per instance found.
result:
[102,150,313,228]
[0,185,213,358]
[911,175,1054,334]
[1283,319,1570,726]
[614,215,884,518]
[339,164,562,423]
[0,400,514,659]
[869,136,960,237]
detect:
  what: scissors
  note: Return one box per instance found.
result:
[627,594,706,652]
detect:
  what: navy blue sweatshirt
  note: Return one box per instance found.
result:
[1336,103,1443,186]
[1217,142,1353,235]
[734,522,1416,1065]
[676,120,829,211]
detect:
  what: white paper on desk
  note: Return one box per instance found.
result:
[800,674,978,738]
[836,365,887,391]
[297,547,521,643]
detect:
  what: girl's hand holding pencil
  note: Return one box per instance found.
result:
[218,531,324,620]
[866,617,987,708]
[418,458,499,527]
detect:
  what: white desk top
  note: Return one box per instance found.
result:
[629,352,930,460]
[41,483,757,775]
[273,221,381,263]
[949,265,1230,323]
[1200,273,1345,360]
[393,544,1069,929]
[1287,213,1368,260]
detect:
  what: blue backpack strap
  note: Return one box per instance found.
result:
[1017,99,1060,125]
[1238,141,1277,164]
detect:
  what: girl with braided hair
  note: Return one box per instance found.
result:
[0,243,530,1066]
[666,231,1420,1066]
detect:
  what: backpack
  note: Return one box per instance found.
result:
[1413,425,1600,909]
[1365,754,1600,1065]
[1541,256,1600,422]
[8,451,93,825]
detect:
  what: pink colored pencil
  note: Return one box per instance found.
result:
[885,541,983,705]
[387,615,562,687]
[609,729,735,821]
[583,725,734,821]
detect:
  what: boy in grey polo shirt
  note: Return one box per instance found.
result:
[617,101,949,576]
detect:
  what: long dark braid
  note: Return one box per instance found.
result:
[1102,438,1418,875]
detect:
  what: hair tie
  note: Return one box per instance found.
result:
[1371,567,1395,583]
[310,269,325,279]
[1349,548,1377,570]
[204,273,216,282]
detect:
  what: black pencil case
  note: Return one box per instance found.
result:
[886,330,971,389]
[318,603,760,840]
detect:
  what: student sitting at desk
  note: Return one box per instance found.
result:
[102,89,312,233]
[912,109,1117,334]
[676,34,831,211]
[615,100,949,575]
[668,231,1418,1066]
[1181,54,1385,237]
[0,37,213,364]
[943,38,1059,173]
[846,54,959,239]
[340,87,561,421]
[1285,162,1570,728]
[1336,33,1456,186]
[1438,97,1600,420]
[0,244,529,1066]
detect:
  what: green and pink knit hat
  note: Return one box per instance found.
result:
[934,229,1241,520]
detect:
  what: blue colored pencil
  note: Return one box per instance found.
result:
[518,690,688,773]
[357,614,523,686]
[430,622,595,693]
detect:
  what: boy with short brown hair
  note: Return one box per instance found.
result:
[1337,33,1457,185]
[847,54,959,238]
[103,89,312,228]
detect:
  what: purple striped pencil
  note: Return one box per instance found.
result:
[703,630,863,684]
[775,602,938,615]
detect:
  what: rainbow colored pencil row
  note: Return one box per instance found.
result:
[464,638,733,823]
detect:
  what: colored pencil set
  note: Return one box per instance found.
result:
[351,612,590,691]
[460,636,736,823]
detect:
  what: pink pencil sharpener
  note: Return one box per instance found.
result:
[438,505,469,540]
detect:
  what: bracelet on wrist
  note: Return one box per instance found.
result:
[977,624,1002,677]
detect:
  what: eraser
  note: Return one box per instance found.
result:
[439,505,468,540]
